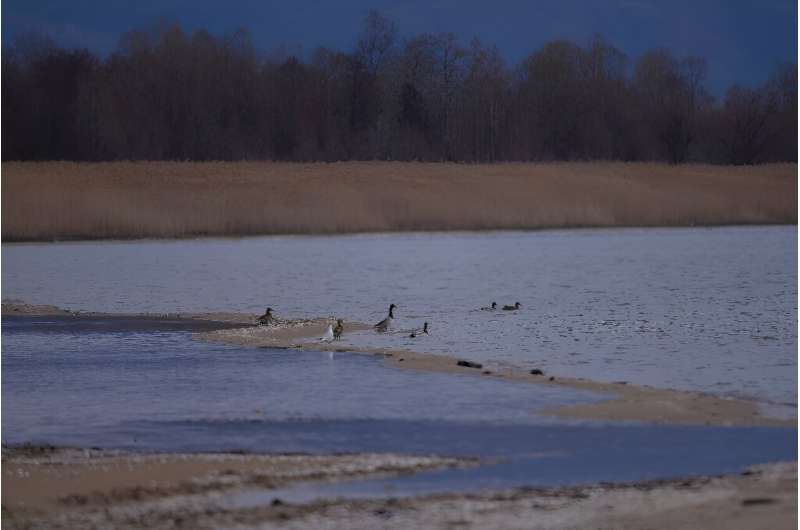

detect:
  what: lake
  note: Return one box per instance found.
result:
[3,226,796,406]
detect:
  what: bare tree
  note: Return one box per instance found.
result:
[1,19,794,164]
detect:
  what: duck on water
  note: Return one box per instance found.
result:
[374,304,396,332]
[409,322,429,338]
[503,302,521,311]
[481,302,497,311]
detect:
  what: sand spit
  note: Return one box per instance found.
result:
[201,319,795,427]
[2,446,795,530]
[4,301,794,427]
[2,161,796,242]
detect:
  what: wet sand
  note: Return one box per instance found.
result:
[1,446,468,526]
[2,446,794,530]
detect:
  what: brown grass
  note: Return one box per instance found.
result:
[1,161,796,241]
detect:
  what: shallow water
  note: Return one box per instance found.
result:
[2,316,601,447]
[3,226,796,406]
[230,422,797,503]
[2,317,796,494]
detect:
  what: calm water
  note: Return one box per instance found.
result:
[3,226,797,406]
[2,316,602,446]
[2,317,796,494]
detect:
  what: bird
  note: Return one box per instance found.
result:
[481,302,497,311]
[257,307,274,325]
[409,322,429,338]
[502,302,521,311]
[374,303,396,332]
[321,323,334,342]
[333,319,344,340]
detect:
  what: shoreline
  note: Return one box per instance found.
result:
[2,445,795,530]
[4,302,794,427]
[2,220,797,245]
[1,446,470,512]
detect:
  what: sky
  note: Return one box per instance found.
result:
[2,0,797,95]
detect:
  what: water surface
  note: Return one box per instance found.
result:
[2,317,795,495]
[3,226,796,406]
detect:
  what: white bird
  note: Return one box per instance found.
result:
[321,324,334,342]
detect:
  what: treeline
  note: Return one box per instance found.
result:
[2,13,797,163]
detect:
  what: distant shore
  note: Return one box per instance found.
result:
[2,161,796,241]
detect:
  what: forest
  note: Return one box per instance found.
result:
[2,12,796,164]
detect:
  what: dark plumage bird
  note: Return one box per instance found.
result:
[481,302,497,311]
[409,322,429,338]
[374,304,396,332]
[333,319,344,340]
[502,302,521,311]
[257,307,274,325]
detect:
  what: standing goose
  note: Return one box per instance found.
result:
[257,307,274,325]
[374,304,396,332]
[481,302,497,311]
[321,323,334,342]
[409,322,429,338]
[333,319,344,340]
[502,302,521,311]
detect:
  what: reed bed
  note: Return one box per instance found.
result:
[1,161,796,241]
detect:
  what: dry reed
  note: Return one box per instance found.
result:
[1,161,796,241]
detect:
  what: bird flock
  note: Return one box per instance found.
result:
[256,300,521,343]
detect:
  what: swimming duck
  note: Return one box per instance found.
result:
[321,323,334,342]
[333,319,344,340]
[481,302,497,311]
[502,302,521,311]
[257,307,274,325]
[374,304,396,332]
[409,322,429,338]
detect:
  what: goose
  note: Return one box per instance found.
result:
[374,303,396,332]
[409,322,429,338]
[333,319,344,340]
[257,307,274,325]
[502,302,521,311]
[321,323,334,342]
[481,302,497,311]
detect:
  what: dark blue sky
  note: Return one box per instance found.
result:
[2,0,797,95]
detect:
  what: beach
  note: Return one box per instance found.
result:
[3,445,795,530]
